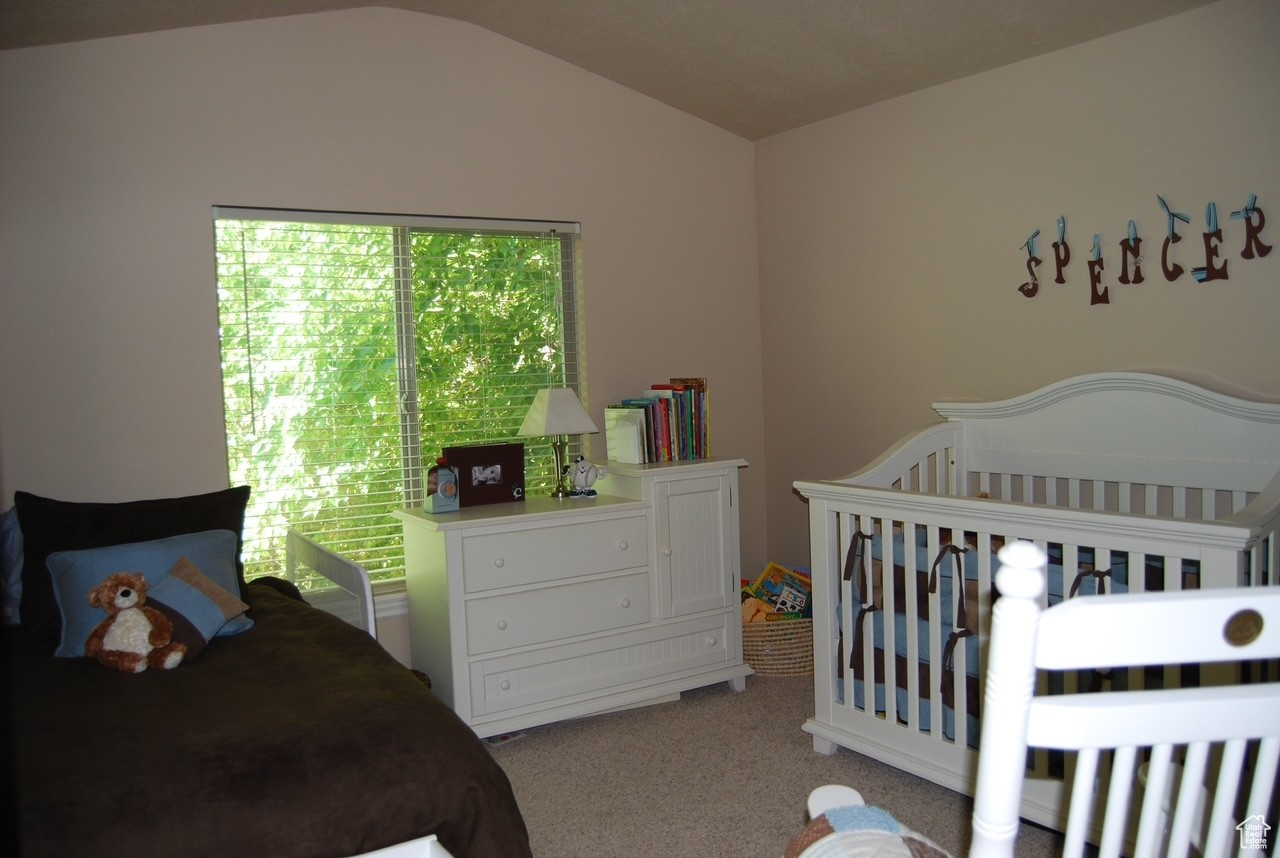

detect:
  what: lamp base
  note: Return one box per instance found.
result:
[548,436,573,498]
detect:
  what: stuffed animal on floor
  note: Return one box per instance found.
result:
[85,572,186,673]
[786,786,954,858]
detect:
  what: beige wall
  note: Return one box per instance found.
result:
[756,0,1280,567]
[0,9,768,575]
[3,0,1278,605]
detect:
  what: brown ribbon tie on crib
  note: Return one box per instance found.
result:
[1068,563,1113,691]
[844,533,974,686]
[1069,564,1111,598]
[844,530,876,670]
[929,544,973,679]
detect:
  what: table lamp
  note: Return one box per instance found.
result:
[518,388,599,497]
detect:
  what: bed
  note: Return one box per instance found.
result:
[2,486,531,858]
[794,371,1280,833]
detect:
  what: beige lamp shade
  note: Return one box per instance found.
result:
[518,388,598,437]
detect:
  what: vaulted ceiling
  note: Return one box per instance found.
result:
[1,0,1218,139]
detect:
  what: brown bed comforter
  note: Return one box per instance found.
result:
[3,579,530,858]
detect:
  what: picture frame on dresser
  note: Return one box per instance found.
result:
[443,442,525,506]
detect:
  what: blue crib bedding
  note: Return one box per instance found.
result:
[837,529,1200,745]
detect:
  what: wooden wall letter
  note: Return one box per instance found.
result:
[1052,216,1070,284]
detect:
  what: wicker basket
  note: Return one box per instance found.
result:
[741,618,813,677]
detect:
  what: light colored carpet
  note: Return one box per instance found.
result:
[487,675,1062,857]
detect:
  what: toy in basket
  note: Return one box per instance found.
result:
[741,563,814,677]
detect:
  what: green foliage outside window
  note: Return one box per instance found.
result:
[216,216,578,583]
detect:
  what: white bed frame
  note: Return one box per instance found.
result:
[286,528,376,637]
[355,834,454,858]
[794,372,1280,834]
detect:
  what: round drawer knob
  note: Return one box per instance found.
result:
[706,634,718,646]
[500,680,511,691]
[663,548,672,557]
[620,598,631,609]
[497,620,508,630]
[493,557,505,568]
[618,540,628,551]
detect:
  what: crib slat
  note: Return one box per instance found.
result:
[956,531,993,750]
[1173,487,1188,519]
[1162,554,1178,593]
[834,513,851,715]
[823,511,843,719]
[1060,543,1077,610]
[939,524,958,744]
[845,515,862,712]
[1266,533,1280,588]
[883,516,902,730]
[1120,549,1142,691]
[924,525,942,738]
[865,516,898,728]
[844,514,867,717]
[901,520,920,733]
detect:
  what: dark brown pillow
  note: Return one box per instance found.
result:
[13,486,250,638]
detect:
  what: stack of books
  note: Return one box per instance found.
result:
[604,377,709,464]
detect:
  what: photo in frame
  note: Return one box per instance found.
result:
[443,443,526,507]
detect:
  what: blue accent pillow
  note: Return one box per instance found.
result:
[47,530,253,658]
[148,556,251,659]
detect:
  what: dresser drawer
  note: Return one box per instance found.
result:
[469,613,736,718]
[462,514,648,592]
[465,571,651,654]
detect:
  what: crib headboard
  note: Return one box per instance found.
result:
[933,372,1280,498]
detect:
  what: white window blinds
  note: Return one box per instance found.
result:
[214,208,583,583]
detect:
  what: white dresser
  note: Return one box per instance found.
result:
[396,458,751,738]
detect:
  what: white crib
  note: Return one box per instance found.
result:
[794,372,1280,834]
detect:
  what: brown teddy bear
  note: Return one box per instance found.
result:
[85,572,186,673]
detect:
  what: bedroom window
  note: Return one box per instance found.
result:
[214,207,583,584]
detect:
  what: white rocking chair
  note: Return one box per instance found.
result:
[970,542,1280,858]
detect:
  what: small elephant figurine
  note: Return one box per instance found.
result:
[569,455,607,497]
